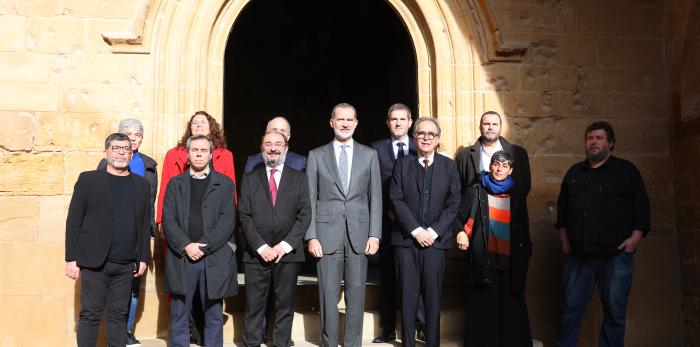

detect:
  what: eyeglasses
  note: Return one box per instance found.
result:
[192,120,209,126]
[263,141,287,149]
[414,131,439,140]
[110,145,132,153]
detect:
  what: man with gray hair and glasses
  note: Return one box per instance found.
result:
[98,118,158,346]
[66,133,152,347]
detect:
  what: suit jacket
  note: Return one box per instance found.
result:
[157,146,237,223]
[239,165,311,263]
[371,138,417,219]
[162,170,238,299]
[305,141,382,254]
[243,151,307,173]
[65,170,152,268]
[454,136,531,196]
[98,152,158,235]
[390,153,461,249]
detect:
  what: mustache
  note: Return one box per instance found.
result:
[266,150,282,155]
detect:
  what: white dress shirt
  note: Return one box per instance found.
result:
[479,139,503,173]
[257,163,293,255]
[391,136,410,159]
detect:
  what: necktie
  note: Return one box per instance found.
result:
[339,145,349,193]
[269,168,278,206]
[423,158,429,169]
[396,142,405,159]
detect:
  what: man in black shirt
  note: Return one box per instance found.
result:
[163,135,237,347]
[65,133,151,347]
[555,121,651,347]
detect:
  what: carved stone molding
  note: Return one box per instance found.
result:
[101,0,153,53]
[466,0,527,62]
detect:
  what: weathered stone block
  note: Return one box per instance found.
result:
[0,295,69,347]
[0,15,27,52]
[49,54,153,87]
[605,93,670,119]
[502,91,604,117]
[63,151,108,194]
[58,84,154,113]
[0,242,72,296]
[0,196,39,242]
[476,64,520,92]
[34,112,118,151]
[0,52,50,83]
[0,152,63,195]
[525,36,597,66]
[63,0,143,18]
[0,82,58,112]
[492,0,570,33]
[26,17,86,54]
[37,195,71,243]
[577,4,662,37]
[85,18,133,54]
[0,111,34,151]
[599,38,664,69]
[521,66,578,92]
[626,288,683,346]
[603,69,669,93]
[14,0,64,16]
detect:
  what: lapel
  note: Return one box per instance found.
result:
[202,172,219,205]
[179,174,191,225]
[256,166,274,209]
[408,139,418,156]
[412,156,422,194]
[321,142,345,196]
[99,170,115,217]
[469,141,481,175]
[383,139,395,162]
[348,142,363,194]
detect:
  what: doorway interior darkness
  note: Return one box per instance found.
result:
[223,0,417,180]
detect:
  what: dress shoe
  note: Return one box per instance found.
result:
[416,327,426,343]
[372,333,397,343]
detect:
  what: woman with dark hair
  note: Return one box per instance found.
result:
[455,150,533,347]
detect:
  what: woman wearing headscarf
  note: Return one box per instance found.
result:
[455,150,533,347]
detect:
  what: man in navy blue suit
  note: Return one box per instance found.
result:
[370,103,425,343]
[390,117,461,347]
[244,116,306,173]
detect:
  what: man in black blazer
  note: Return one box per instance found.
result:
[390,118,461,347]
[239,131,311,347]
[163,135,238,347]
[244,116,307,173]
[65,133,152,347]
[370,103,421,343]
[454,111,531,196]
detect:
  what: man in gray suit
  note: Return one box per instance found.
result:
[306,103,382,347]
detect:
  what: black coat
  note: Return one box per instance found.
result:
[239,165,311,263]
[65,170,152,267]
[162,170,238,299]
[98,152,158,235]
[371,138,417,236]
[390,153,461,249]
[454,136,531,197]
[455,184,532,295]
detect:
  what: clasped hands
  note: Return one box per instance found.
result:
[415,228,437,248]
[259,244,287,263]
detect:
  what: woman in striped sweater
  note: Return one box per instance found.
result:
[455,150,533,347]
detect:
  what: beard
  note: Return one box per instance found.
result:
[586,146,610,163]
[481,131,499,143]
[110,158,129,169]
[334,128,355,142]
[263,152,286,167]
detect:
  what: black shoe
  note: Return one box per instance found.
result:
[372,333,397,343]
[290,340,295,346]
[416,327,426,343]
[126,332,142,347]
[261,335,268,344]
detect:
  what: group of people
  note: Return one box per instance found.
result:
[64,103,650,347]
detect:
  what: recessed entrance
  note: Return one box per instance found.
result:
[223,0,417,176]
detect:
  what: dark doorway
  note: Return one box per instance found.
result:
[223,0,417,179]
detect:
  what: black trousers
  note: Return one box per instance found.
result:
[395,245,445,347]
[77,261,134,347]
[244,261,300,347]
[465,268,532,347]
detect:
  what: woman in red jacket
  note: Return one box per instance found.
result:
[156,111,237,233]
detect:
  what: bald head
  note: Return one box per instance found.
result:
[266,116,292,140]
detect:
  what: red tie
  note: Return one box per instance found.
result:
[423,159,429,169]
[269,168,278,206]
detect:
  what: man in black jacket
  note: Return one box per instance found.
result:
[239,131,311,347]
[163,135,237,347]
[555,121,651,347]
[454,111,531,197]
[65,133,152,347]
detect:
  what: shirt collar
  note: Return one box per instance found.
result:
[189,166,211,179]
[333,138,354,149]
[480,138,503,155]
[267,163,284,173]
[418,152,435,166]
[391,136,410,146]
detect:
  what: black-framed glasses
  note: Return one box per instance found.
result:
[110,145,132,153]
[414,131,439,140]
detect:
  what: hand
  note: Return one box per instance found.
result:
[65,261,80,280]
[184,243,207,261]
[617,230,643,253]
[307,239,323,258]
[365,238,379,255]
[415,229,435,248]
[259,246,277,262]
[559,228,570,255]
[157,223,165,240]
[134,262,147,277]
[271,244,286,263]
[456,231,469,251]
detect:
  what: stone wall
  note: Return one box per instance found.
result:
[0,0,690,346]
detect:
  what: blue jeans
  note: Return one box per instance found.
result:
[126,277,140,333]
[555,252,634,347]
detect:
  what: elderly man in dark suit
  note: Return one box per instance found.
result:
[454,111,530,196]
[65,133,152,347]
[390,117,461,347]
[239,130,311,347]
[244,116,307,173]
[163,135,238,347]
[305,103,382,347]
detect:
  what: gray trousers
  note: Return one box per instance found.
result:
[317,233,368,347]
